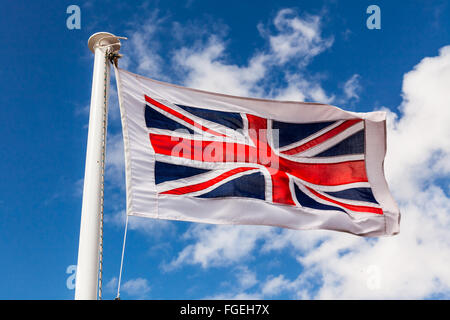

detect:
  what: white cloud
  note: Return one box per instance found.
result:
[105,277,118,293]
[272,73,335,103]
[204,266,260,299]
[121,8,336,102]
[206,269,305,300]
[104,276,151,298]
[121,278,151,297]
[173,37,269,97]
[122,14,166,79]
[74,103,90,118]
[266,9,333,65]
[342,74,361,101]
[385,46,450,200]
[172,9,333,99]
[236,266,258,290]
[165,224,275,270]
[261,275,292,296]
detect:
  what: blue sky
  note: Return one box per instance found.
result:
[1,0,450,299]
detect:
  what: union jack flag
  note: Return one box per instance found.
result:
[115,68,400,236]
[144,95,382,215]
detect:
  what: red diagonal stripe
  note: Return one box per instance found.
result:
[306,186,383,215]
[145,95,226,137]
[281,119,362,156]
[161,167,257,195]
[246,114,268,146]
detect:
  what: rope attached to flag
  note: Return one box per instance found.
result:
[97,47,110,300]
[116,214,129,300]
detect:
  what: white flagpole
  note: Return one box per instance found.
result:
[75,32,122,300]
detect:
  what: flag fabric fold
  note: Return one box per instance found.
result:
[114,67,400,236]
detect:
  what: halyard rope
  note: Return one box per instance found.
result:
[116,214,129,300]
[97,48,109,300]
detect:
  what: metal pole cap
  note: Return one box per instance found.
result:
[88,32,123,53]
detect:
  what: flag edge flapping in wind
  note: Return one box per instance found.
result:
[114,67,400,237]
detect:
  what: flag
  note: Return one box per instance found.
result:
[114,68,400,236]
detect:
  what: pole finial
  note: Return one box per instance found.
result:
[88,32,126,54]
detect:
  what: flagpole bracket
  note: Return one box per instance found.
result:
[108,52,123,68]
